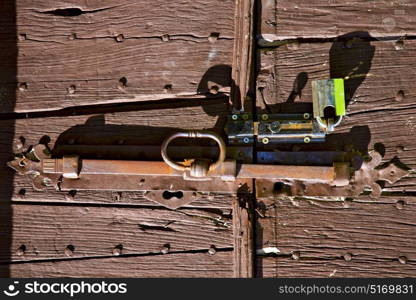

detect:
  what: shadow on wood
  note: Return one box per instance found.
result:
[0,0,16,277]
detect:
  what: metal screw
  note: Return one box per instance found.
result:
[261,114,269,121]
[231,114,238,120]
[270,121,281,132]
[243,137,250,144]
[343,253,352,261]
[262,137,270,144]
[303,113,310,119]
[291,251,300,260]
[303,136,311,143]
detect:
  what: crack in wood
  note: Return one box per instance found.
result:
[38,6,121,17]
[0,247,235,265]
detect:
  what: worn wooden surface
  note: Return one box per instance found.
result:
[3,252,234,277]
[255,0,416,278]
[259,0,416,42]
[256,196,416,277]
[0,0,235,113]
[0,0,241,278]
[256,39,416,191]
[1,204,233,262]
[2,0,416,279]
[0,99,239,277]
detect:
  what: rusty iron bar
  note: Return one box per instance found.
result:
[42,157,349,185]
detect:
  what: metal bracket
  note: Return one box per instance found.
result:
[226,113,326,145]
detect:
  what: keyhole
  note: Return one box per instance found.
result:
[162,191,184,200]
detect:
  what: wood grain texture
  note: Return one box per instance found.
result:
[4,252,233,277]
[259,0,416,42]
[232,194,254,277]
[258,257,416,278]
[16,0,235,40]
[0,0,235,113]
[256,39,416,190]
[8,39,233,113]
[1,203,232,262]
[256,196,416,277]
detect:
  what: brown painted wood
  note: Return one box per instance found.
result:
[1,0,235,113]
[259,257,416,278]
[232,193,254,277]
[259,0,416,42]
[3,252,233,277]
[16,0,235,40]
[256,39,416,190]
[231,0,255,110]
[256,196,416,277]
[1,203,233,262]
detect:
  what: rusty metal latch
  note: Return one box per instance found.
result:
[6,79,410,209]
[227,79,346,144]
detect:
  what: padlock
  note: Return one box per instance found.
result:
[312,78,346,132]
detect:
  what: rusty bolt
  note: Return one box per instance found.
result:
[343,253,352,261]
[161,244,170,254]
[291,251,300,260]
[208,245,216,255]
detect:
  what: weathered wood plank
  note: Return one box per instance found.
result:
[258,257,416,278]
[16,0,235,40]
[3,252,233,277]
[256,197,416,277]
[259,0,416,42]
[6,38,233,113]
[0,102,236,207]
[1,203,232,262]
[0,0,236,113]
[257,39,415,111]
[232,194,254,277]
[256,40,416,190]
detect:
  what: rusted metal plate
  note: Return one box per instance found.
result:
[60,175,252,210]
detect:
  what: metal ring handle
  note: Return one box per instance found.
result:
[161,131,226,172]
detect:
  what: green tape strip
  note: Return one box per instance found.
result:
[333,78,345,116]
